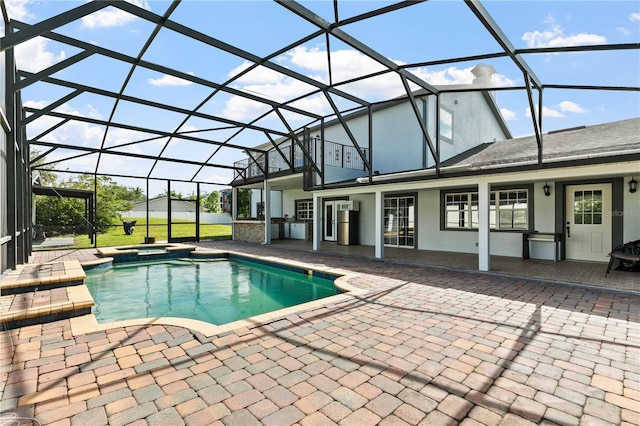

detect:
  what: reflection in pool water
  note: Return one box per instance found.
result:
[84,258,338,325]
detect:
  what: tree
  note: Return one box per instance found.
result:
[156,189,183,199]
[202,190,221,213]
[228,188,251,218]
[35,174,146,234]
[30,149,57,186]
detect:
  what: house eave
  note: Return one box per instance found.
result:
[353,151,640,186]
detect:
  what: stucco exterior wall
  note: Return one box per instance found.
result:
[622,175,640,242]
[253,89,509,186]
[349,194,375,246]
[426,92,509,168]
[250,189,283,218]
[318,91,509,177]
[298,160,639,262]
[414,189,523,258]
[282,189,310,219]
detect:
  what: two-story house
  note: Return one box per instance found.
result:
[230,64,640,271]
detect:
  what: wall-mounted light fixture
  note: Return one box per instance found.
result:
[629,177,637,193]
[543,182,551,197]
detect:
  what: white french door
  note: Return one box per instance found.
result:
[565,184,612,262]
[323,200,345,242]
[384,196,415,248]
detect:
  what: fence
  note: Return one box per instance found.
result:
[121,211,232,224]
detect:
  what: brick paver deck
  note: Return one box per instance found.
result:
[1,242,638,425]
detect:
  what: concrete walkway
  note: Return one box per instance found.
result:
[1,242,638,425]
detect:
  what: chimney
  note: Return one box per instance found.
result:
[471,63,497,86]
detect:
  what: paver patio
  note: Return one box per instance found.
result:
[1,241,638,425]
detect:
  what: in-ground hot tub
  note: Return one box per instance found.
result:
[97,243,196,263]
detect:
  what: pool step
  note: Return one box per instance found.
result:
[97,243,197,263]
[0,260,94,330]
[0,260,86,295]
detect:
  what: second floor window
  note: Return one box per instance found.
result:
[440,106,453,143]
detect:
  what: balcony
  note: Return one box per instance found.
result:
[233,139,369,183]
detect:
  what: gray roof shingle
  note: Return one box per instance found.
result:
[456,117,640,168]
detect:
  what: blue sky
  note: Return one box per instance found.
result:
[4,0,640,196]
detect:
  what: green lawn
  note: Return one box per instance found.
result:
[63,217,231,249]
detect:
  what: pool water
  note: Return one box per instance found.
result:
[84,258,338,325]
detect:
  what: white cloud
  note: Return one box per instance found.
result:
[81,0,151,29]
[526,100,587,119]
[86,104,103,120]
[417,66,474,85]
[630,12,640,22]
[201,173,232,185]
[526,105,564,118]
[148,73,195,87]
[522,15,606,48]
[104,127,153,148]
[558,101,587,113]
[230,61,287,85]
[222,47,516,122]
[26,100,159,174]
[25,101,106,155]
[223,96,271,122]
[177,124,199,135]
[500,108,517,121]
[617,27,631,36]
[4,0,34,21]
[14,37,66,73]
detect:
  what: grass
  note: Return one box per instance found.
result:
[37,217,232,249]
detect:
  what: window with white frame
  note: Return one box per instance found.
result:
[495,190,528,229]
[445,193,478,229]
[444,189,528,230]
[440,106,453,143]
[296,199,313,221]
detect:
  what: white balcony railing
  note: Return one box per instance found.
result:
[233,138,368,181]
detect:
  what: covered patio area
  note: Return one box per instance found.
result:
[271,240,640,294]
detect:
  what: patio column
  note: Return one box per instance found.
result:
[312,193,321,251]
[264,179,271,244]
[231,187,238,241]
[478,180,491,271]
[375,190,384,259]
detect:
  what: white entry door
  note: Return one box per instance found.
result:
[565,184,612,262]
[323,200,345,242]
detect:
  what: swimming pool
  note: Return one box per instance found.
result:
[84,257,339,325]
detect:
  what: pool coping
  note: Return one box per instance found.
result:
[71,249,369,338]
[0,260,86,293]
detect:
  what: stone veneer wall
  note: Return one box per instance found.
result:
[233,221,265,243]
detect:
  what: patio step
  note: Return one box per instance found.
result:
[0,260,94,330]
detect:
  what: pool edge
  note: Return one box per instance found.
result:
[73,250,368,338]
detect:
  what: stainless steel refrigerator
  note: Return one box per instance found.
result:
[337,210,359,245]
